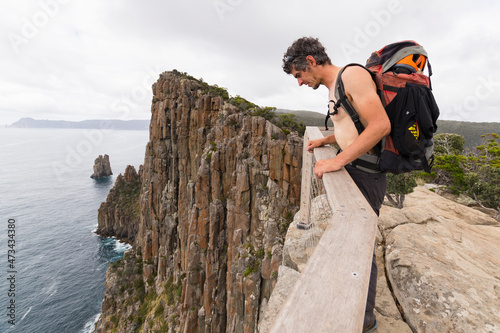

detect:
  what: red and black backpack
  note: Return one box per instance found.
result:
[327,40,440,174]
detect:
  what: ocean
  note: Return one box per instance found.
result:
[0,127,149,333]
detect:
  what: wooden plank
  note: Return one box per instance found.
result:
[320,129,335,138]
[298,130,313,229]
[306,127,374,214]
[270,211,378,332]
[317,149,374,214]
[270,127,379,333]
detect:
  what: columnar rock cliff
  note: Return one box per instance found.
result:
[95,71,302,332]
[97,165,142,243]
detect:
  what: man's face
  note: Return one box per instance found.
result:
[291,66,320,90]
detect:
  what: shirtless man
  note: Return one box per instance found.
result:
[282,37,390,332]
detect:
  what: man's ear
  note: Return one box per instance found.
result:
[306,55,317,67]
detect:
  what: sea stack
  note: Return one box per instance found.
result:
[91,154,113,179]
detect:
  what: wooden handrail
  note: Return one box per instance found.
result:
[270,126,378,333]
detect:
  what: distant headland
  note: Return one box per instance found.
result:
[8,118,150,130]
[7,116,499,150]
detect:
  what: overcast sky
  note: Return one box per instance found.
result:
[2,0,500,126]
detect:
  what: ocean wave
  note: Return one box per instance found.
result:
[42,280,58,299]
[1,128,147,332]
[115,239,132,253]
[20,306,32,322]
[80,313,101,333]
[99,235,132,252]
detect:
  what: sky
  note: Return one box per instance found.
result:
[1,0,500,126]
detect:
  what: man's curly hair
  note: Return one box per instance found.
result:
[282,37,332,74]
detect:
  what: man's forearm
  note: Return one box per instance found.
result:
[322,134,337,145]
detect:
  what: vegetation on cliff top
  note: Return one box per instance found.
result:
[430,132,500,210]
[171,69,229,99]
[109,173,141,221]
[388,132,499,213]
[229,94,306,136]
[170,69,306,136]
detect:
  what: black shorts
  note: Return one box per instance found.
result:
[345,165,387,216]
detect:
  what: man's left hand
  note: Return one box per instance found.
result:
[314,158,343,178]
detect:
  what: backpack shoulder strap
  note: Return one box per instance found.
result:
[334,63,375,135]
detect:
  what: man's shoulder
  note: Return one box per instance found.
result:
[339,64,376,95]
[340,64,372,81]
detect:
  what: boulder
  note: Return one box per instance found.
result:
[381,186,500,333]
[282,194,332,273]
[264,186,500,333]
[91,154,113,179]
[258,266,300,333]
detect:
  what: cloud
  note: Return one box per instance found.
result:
[1,0,499,126]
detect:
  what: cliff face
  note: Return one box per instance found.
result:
[97,165,142,243]
[95,72,302,332]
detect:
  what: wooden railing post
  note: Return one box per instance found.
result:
[270,127,378,333]
[297,129,313,230]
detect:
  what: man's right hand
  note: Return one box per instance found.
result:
[307,134,337,153]
[307,139,324,153]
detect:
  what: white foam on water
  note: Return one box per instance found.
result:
[42,280,58,299]
[20,306,32,322]
[80,313,101,333]
[114,238,132,253]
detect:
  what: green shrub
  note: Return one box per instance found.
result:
[207,84,229,99]
[160,323,169,333]
[434,133,466,155]
[255,247,265,259]
[170,70,228,99]
[135,301,149,326]
[175,281,183,299]
[428,132,499,209]
[386,173,418,208]
[243,259,261,277]
[464,165,500,208]
[277,113,305,136]
[163,275,182,306]
[251,107,276,121]
[230,95,258,110]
